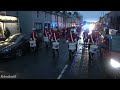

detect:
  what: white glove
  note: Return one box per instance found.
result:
[66,40,69,43]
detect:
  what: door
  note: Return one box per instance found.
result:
[44,23,48,30]
[0,22,4,38]
[48,23,50,30]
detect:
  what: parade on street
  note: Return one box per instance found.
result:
[0,11,120,79]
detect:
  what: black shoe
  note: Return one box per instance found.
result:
[53,54,55,57]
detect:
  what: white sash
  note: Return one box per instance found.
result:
[54,33,57,42]
[70,34,74,42]
[45,30,47,36]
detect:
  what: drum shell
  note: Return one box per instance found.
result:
[29,40,36,47]
[69,43,76,50]
[44,37,49,42]
[52,42,59,49]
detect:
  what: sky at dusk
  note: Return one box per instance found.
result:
[79,11,110,22]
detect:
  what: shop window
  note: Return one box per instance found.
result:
[48,23,50,30]
[44,23,48,30]
[34,23,43,30]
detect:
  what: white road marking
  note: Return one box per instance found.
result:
[57,64,68,79]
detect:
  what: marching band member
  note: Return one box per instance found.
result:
[66,28,80,56]
[50,27,60,56]
[43,27,49,48]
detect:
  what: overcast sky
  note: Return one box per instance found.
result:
[79,11,110,22]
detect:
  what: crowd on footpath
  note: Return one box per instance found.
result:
[30,26,82,57]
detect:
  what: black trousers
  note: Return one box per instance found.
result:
[88,43,94,63]
[45,42,49,47]
[52,49,59,55]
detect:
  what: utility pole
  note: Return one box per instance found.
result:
[16,11,21,33]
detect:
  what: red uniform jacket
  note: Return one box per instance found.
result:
[43,29,49,37]
[50,31,60,41]
[61,29,65,34]
[88,32,101,44]
[32,31,37,39]
[67,28,71,34]
[66,33,79,43]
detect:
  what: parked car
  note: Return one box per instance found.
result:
[101,35,120,78]
[0,33,31,59]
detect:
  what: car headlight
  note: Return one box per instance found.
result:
[110,59,120,68]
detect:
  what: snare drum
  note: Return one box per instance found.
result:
[69,42,76,50]
[52,42,59,49]
[29,40,36,47]
[89,44,98,53]
[44,37,49,42]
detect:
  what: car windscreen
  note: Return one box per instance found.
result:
[111,35,120,53]
[5,34,23,42]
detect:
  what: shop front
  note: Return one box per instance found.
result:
[0,15,19,40]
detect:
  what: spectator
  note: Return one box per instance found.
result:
[4,27,11,39]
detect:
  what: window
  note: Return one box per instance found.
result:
[44,23,48,30]
[37,11,39,18]
[34,23,43,30]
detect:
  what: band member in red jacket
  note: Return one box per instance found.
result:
[50,27,60,56]
[43,27,49,48]
[66,29,80,54]
[31,28,38,39]
[61,27,66,39]
[48,27,54,46]
[31,28,39,51]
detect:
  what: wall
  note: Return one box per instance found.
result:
[32,11,51,31]
[6,11,17,17]
[51,14,56,27]
[18,11,32,33]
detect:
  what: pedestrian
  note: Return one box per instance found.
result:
[4,27,11,39]
[50,27,60,56]
[66,28,80,56]
[43,27,49,48]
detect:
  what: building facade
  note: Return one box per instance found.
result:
[6,11,83,34]
[99,11,120,30]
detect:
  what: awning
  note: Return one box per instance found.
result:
[0,15,18,22]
